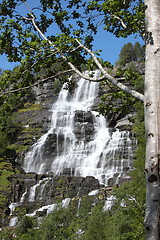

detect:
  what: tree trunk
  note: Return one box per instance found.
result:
[144,0,160,239]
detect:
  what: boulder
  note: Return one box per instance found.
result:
[115,114,135,131]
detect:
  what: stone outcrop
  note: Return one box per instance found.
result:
[2,173,103,227]
[9,174,100,203]
[115,114,135,131]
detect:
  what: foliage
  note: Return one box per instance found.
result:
[16,216,36,236]
[99,66,144,118]
[0,228,15,240]
[0,160,14,207]
[0,70,26,211]
[0,68,31,156]
[0,98,22,157]
[36,207,76,240]
[82,203,107,240]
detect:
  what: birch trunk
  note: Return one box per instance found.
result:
[144,0,160,239]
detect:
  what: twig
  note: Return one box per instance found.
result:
[0,70,73,96]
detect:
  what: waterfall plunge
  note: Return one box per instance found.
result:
[22,70,134,185]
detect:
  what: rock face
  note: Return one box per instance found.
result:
[15,81,57,159]
[43,133,64,158]
[20,80,57,131]
[10,174,100,202]
[19,75,136,189]
[3,173,101,227]
[0,69,138,228]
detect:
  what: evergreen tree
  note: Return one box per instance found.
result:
[116,42,145,66]
[116,43,135,66]
[134,42,145,62]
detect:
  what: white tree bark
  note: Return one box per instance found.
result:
[144,0,160,239]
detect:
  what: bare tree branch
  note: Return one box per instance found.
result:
[112,14,127,28]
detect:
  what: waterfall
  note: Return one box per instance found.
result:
[103,196,116,211]
[28,178,48,202]
[19,177,52,203]
[22,70,134,186]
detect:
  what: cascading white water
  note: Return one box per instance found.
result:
[8,203,19,227]
[28,178,49,202]
[22,70,134,185]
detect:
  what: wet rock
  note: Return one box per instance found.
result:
[74,110,95,141]
[36,209,47,217]
[79,176,100,196]
[61,168,75,176]
[74,110,94,123]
